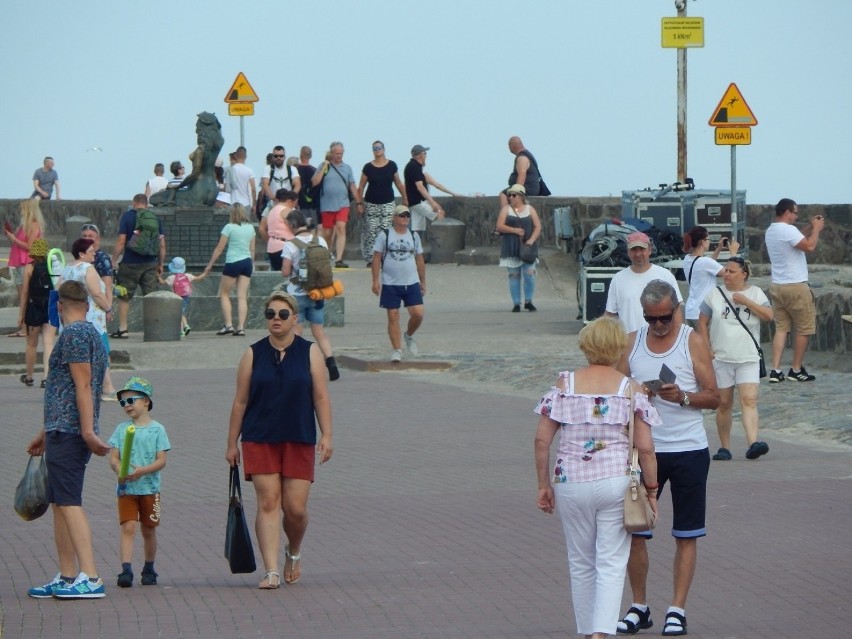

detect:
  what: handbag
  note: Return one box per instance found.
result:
[715,286,767,378]
[623,385,657,533]
[519,241,539,264]
[224,465,257,574]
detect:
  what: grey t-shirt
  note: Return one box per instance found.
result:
[33,168,59,197]
[373,228,422,286]
[318,162,354,212]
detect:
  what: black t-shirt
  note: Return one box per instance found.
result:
[361,160,399,205]
[404,158,426,206]
[296,164,317,210]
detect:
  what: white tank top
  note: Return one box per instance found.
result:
[628,324,708,453]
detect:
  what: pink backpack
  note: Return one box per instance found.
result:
[172,273,192,297]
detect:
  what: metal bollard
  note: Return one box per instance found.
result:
[142,291,183,342]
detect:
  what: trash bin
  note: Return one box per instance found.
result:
[65,215,92,251]
[142,291,183,342]
[428,218,466,263]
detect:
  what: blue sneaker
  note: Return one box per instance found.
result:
[52,572,106,599]
[28,573,68,599]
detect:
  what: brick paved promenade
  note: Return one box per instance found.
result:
[1,254,850,638]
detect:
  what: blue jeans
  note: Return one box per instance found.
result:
[507,264,536,305]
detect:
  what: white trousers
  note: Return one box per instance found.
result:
[555,475,631,636]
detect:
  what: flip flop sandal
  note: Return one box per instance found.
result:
[661,611,687,636]
[284,547,301,585]
[258,570,280,589]
[110,329,129,339]
[617,606,653,634]
[19,375,34,387]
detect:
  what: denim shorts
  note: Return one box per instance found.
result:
[45,431,92,506]
[222,257,253,278]
[294,295,325,325]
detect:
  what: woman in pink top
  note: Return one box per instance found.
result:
[258,189,296,271]
[534,317,660,639]
[5,199,45,336]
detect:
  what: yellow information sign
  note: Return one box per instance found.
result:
[709,83,757,127]
[224,72,259,103]
[661,17,704,48]
[228,103,254,117]
[715,127,751,146]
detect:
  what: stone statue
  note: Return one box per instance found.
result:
[150,111,224,207]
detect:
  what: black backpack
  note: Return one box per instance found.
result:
[28,261,53,303]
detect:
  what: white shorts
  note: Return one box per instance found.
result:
[713,358,760,388]
[409,201,437,232]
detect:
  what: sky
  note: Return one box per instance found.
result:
[3,0,851,205]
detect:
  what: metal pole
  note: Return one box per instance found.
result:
[676,2,687,182]
[731,145,737,247]
[239,116,245,148]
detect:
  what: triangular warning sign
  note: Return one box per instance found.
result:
[709,83,757,127]
[224,72,259,103]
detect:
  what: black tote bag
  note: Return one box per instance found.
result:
[225,465,256,574]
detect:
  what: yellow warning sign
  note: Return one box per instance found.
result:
[228,103,254,117]
[715,127,751,146]
[224,72,259,103]
[709,83,757,127]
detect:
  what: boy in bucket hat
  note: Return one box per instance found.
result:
[107,377,171,588]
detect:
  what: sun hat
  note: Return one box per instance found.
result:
[29,238,48,258]
[626,232,651,249]
[506,184,526,195]
[168,257,186,274]
[410,144,430,156]
[117,376,154,409]
[216,192,231,205]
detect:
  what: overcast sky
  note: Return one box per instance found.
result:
[3,0,850,205]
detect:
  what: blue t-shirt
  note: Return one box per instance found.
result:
[221,222,257,263]
[44,321,108,435]
[108,420,171,494]
[117,208,165,265]
[319,162,354,212]
[93,249,114,279]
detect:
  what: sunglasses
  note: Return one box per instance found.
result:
[372,145,384,151]
[395,211,411,218]
[643,313,675,325]
[507,193,520,198]
[264,308,292,320]
[272,154,285,158]
[118,395,146,407]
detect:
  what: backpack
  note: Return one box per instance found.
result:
[290,233,333,291]
[126,208,161,257]
[298,164,319,213]
[172,273,192,297]
[381,228,418,265]
[29,261,53,303]
[255,165,285,219]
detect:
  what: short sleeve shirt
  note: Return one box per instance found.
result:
[682,255,724,321]
[605,265,683,334]
[700,285,771,363]
[372,228,422,286]
[33,168,59,196]
[319,162,355,212]
[108,420,171,494]
[117,208,164,265]
[93,250,114,279]
[362,161,399,205]
[221,222,257,263]
[44,321,108,435]
[765,222,808,283]
[281,233,330,296]
[404,159,426,206]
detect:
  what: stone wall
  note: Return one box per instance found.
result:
[2,197,849,265]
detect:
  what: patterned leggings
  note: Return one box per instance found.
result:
[361,202,395,262]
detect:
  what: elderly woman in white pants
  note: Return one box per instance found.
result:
[535,317,660,639]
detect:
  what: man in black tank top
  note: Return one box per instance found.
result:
[500,136,541,206]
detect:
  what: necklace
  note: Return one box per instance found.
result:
[268,335,294,362]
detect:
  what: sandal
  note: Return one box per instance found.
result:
[19,374,34,387]
[110,329,129,339]
[216,325,234,336]
[258,570,280,590]
[284,546,301,584]
[233,329,246,337]
[661,611,687,636]
[40,379,46,389]
[617,606,653,634]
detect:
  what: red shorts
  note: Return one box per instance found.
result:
[242,441,315,482]
[320,207,350,229]
[117,493,161,527]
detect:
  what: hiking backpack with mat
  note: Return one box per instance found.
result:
[290,230,334,292]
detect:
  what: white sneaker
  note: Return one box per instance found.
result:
[391,349,402,362]
[404,333,418,356]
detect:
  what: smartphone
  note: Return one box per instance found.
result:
[644,379,665,394]
[659,363,676,384]
[3,220,13,234]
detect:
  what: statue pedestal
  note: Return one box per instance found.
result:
[156,207,235,271]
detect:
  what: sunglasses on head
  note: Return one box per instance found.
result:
[81,223,99,233]
[118,395,146,407]
[264,308,291,320]
[643,313,675,325]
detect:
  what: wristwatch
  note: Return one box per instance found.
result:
[679,391,691,407]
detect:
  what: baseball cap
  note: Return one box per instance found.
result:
[626,232,651,249]
[117,376,154,409]
[393,205,411,216]
[411,144,430,156]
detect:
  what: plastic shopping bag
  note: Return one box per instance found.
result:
[14,455,49,521]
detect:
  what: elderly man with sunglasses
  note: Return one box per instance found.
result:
[604,232,682,333]
[615,279,719,637]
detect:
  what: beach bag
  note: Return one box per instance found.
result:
[224,465,256,574]
[14,455,49,521]
[291,234,333,291]
[126,209,161,257]
[172,273,192,297]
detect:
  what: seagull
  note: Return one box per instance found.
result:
[85,146,103,152]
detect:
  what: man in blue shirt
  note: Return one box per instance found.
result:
[311,142,359,268]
